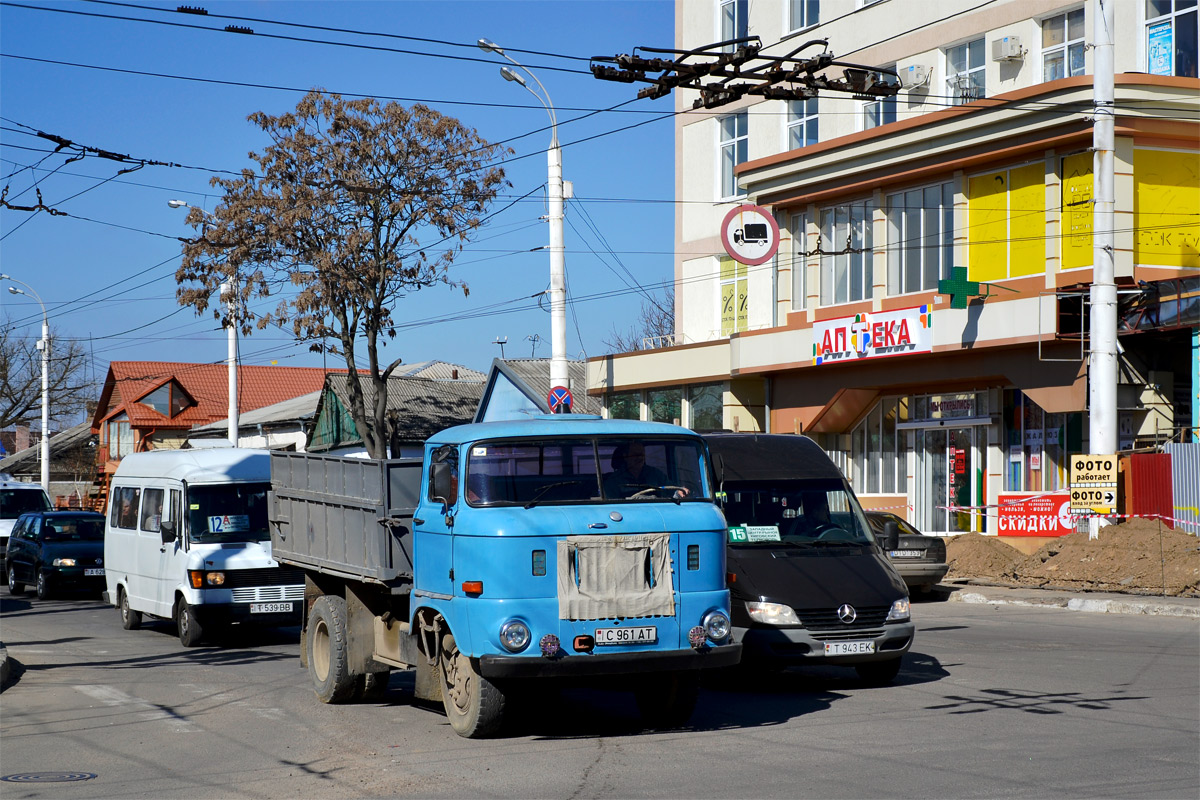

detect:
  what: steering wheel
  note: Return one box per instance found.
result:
[630,485,688,499]
[815,525,853,541]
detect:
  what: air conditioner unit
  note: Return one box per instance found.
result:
[992,36,1024,62]
[899,64,930,89]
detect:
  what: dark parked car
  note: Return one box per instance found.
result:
[6,511,106,600]
[865,512,948,594]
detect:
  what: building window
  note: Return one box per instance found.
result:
[688,384,724,431]
[967,162,1046,282]
[721,0,748,50]
[1042,8,1086,80]
[946,38,985,104]
[136,380,194,417]
[850,397,908,495]
[106,414,134,459]
[719,112,748,200]
[720,256,749,334]
[607,391,641,420]
[886,182,954,295]
[648,388,682,424]
[819,200,874,306]
[786,97,819,150]
[863,94,897,130]
[789,0,819,32]
[790,212,809,310]
[1146,0,1199,77]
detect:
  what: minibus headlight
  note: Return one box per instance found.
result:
[746,601,801,626]
[702,609,731,642]
[886,597,911,621]
[188,570,226,588]
[499,620,531,652]
[205,571,226,586]
[52,558,76,567]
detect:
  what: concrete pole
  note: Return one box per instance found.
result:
[548,141,569,400]
[223,278,239,446]
[3,276,50,492]
[1089,0,1117,538]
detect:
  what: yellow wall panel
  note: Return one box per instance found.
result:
[1009,162,1046,277]
[968,172,1008,282]
[1062,152,1093,270]
[1134,149,1200,269]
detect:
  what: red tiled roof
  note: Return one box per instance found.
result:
[94,361,342,431]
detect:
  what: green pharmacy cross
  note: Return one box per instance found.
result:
[938,266,981,309]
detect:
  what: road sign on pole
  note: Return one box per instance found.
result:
[1069,454,1118,515]
[720,204,780,266]
[548,386,573,414]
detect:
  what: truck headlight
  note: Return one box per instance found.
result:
[702,609,731,642]
[499,620,531,652]
[52,558,76,567]
[886,597,911,621]
[746,601,800,626]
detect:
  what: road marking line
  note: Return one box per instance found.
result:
[76,685,198,732]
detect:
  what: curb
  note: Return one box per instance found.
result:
[949,589,1200,618]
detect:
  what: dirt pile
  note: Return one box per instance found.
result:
[946,518,1200,597]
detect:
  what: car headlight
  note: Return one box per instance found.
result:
[499,620,531,652]
[52,558,76,567]
[746,601,800,626]
[886,597,911,621]
[702,609,731,642]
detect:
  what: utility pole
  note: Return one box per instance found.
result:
[2,275,50,493]
[1089,0,1117,539]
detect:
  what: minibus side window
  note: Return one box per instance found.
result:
[140,489,164,532]
[169,489,182,534]
[112,487,141,530]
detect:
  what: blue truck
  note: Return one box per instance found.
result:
[268,416,740,737]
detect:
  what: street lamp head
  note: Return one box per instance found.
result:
[477,38,503,55]
[500,66,526,85]
[167,199,189,209]
[7,286,24,296]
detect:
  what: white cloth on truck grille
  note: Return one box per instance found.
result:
[557,533,675,620]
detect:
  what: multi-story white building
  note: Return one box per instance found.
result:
[588,0,1198,536]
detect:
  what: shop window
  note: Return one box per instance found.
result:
[1042,8,1086,81]
[720,256,749,335]
[719,112,748,200]
[689,384,724,431]
[946,38,985,105]
[819,200,873,306]
[789,0,819,32]
[1003,390,1081,492]
[1146,1,1198,77]
[850,397,909,495]
[887,182,954,295]
[967,162,1046,282]
[648,388,682,424]
[786,97,819,150]
[721,0,748,51]
[606,391,641,420]
[790,212,809,311]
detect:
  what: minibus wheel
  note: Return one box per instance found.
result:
[635,671,700,729]
[176,598,204,647]
[118,587,142,630]
[439,631,504,738]
[308,595,356,703]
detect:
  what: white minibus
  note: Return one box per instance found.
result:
[103,448,303,646]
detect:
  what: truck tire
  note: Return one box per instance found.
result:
[855,657,902,686]
[440,632,505,738]
[7,565,25,595]
[119,587,142,630]
[635,671,700,729]
[308,595,356,704]
[176,598,204,647]
[353,671,390,703]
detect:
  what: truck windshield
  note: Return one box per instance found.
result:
[186,482,271,544]
[465,437,710,506]
[720,481,875,546]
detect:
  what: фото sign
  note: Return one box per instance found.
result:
[1069,454,1118,514]
[997,493,1074,537]
[811,306,933,365]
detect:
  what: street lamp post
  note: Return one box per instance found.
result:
[1,275,50,492]
[478,38,570,408]
[169,200,239,445]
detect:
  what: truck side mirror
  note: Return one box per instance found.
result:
[160,520,177,544]
[883,521,900,551]
[429,461,454,508]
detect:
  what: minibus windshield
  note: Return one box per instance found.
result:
[186,482,271,543]
[719,481,875,546]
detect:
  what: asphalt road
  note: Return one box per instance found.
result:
[1,592,1197,799]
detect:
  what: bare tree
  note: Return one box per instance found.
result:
[0,317,93,431]
[603,285,676,353]
[177,91,509,457]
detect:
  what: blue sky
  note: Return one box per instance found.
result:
[0,0,677,391]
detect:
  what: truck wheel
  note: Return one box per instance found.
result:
[176,598,205,647]
[439,632,505,738]
[308,595,356,704]
[35,570,51,600]
[635,671,700,729]
[353,671,390,703]
[119,587,142,630]
[7,565,24,595]
[855,658,902,686]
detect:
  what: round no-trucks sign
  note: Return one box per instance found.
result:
[720,204,780,266]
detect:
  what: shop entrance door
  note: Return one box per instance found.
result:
[917,427,980,534]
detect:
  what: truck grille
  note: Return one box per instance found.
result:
[797,605,890,631]
[232,585,305,603]
[221,568,305,588]
[811,628,885,642]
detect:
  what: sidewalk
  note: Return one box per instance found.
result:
[941,580,1200,618]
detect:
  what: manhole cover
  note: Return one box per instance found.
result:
[1,772,98,783]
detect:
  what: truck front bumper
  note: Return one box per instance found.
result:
[478,642,741,679]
